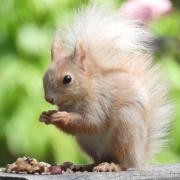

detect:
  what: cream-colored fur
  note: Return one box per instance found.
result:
[41,5,172,169]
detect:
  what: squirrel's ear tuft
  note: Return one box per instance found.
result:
[73,40,86,70]
[74,40,86,60]
[51,32,64,61]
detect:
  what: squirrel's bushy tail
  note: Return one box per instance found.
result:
[142,61,172,158]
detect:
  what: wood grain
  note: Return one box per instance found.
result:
[1,164,180,180]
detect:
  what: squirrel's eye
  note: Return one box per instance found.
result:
[63,75,72,85]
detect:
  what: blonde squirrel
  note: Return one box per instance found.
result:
[39,5,172,172]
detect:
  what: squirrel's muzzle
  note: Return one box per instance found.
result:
[45,95,55,105]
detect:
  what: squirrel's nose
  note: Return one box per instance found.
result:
[45,96,55,105]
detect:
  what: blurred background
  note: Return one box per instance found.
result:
[0,0,180,166]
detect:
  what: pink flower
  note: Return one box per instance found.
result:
[120,0,172,21]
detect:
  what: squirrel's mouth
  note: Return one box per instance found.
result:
[56,102,68,109]
[57,100,74,110]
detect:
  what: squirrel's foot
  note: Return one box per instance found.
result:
[93,162,126,172]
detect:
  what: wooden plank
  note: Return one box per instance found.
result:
[1,164,180,180]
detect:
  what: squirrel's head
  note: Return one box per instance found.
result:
[43,36,97,109]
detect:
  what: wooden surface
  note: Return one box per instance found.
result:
[1,164,180,180]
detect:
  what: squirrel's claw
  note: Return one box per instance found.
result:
[39,110,57,124]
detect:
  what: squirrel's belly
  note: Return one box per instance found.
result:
[76,133,112,162]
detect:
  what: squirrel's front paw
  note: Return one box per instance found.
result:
[39,110,57,124]
[39,111,70,125]
[49,111,70,125]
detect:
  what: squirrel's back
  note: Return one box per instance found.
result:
[54,5,172,159]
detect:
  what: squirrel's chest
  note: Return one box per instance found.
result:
[76,132,112,161]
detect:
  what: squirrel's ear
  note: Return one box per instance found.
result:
[73,40,86,70]
[51,32,64,61]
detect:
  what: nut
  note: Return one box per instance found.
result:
[49,165,62,174]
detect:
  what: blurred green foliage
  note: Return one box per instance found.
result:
[0,0,180,166]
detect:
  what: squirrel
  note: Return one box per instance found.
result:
[39,5,172,172]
